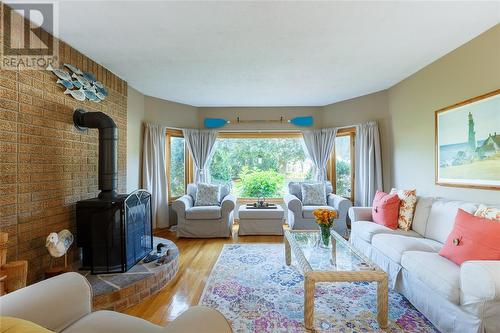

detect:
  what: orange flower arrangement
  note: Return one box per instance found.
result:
[313,208,337,228]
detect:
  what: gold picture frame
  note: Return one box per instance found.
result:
[435,89,500,190]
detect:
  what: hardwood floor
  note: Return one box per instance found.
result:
[124,225,284,326]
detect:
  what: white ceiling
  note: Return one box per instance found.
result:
[53,1,499,107]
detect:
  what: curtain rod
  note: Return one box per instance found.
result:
[160,124,359,132]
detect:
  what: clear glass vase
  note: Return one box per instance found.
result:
[319,225,331,248]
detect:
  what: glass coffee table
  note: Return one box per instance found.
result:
[284,229,388,330]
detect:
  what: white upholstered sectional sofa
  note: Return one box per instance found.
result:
[349,197,500,333]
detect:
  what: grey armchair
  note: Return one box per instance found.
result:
[173,183,236,238]
[283,181,352,236]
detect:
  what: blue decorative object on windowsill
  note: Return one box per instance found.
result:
[47,63,108,103]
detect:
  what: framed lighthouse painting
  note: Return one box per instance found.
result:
[435,89,500,190]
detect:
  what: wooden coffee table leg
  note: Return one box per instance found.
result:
[304,274,315,330]
[377,276,388,329]
[285,236,291,266]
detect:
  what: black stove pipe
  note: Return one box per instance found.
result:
[73,109,118,200]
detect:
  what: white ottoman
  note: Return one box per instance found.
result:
[238,205,285,235]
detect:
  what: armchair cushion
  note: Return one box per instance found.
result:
[288,181,333,201]
[186,206,221,220]
[187,183,230,205]
[194,183,220,206]
[301,182,327,205]
[302,205,332,219]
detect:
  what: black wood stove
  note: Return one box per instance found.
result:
[73,109,153,274]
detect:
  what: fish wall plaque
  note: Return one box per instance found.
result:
[47,63,108,102]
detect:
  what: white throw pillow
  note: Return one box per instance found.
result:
[301,183,327,206]
[195,183,220,206]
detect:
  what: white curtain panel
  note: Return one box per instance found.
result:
[183,129,218,183]
[355,121,383,207]
[142,123,169,228]
[302,128,337,181]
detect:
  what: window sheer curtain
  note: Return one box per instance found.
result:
[355,121,383,207]
[142,123,169,228]
[183,129,218,183]
[302,128,337,181]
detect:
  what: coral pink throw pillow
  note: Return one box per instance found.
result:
[372,191,401,230]
[439,209,500,265]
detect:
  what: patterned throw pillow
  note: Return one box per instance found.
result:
[390,188,417,231]
[301,183,327,206]
[474,204,500,221]
[195,183,220,206]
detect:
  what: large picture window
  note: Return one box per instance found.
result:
[209,133,314,198]
[165,129,356,202]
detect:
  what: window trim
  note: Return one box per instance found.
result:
[165,129,193,203]
[327,127,356,202]
[218,131,303,139]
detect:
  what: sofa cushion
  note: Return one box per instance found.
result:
[390,188,417,231]
[474,204,500,221]
[302,205,332,219]
[401,251,460,304]
[372,234,442,264]
[351,221,422,243]
[411,196,436,236]
[439,209,500,265]
[425,199,478,243]
[372,191,400,229]
[186,206,221,220]
[63,310,164,333]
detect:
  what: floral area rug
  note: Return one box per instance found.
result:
[199,244,438,333]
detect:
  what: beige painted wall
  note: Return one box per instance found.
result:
[322,91,392,191]
[145,96,199,129]
[126,86,145,192]
[388,25,500,204]
[126,89,198,192]
[198,106,323,131]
